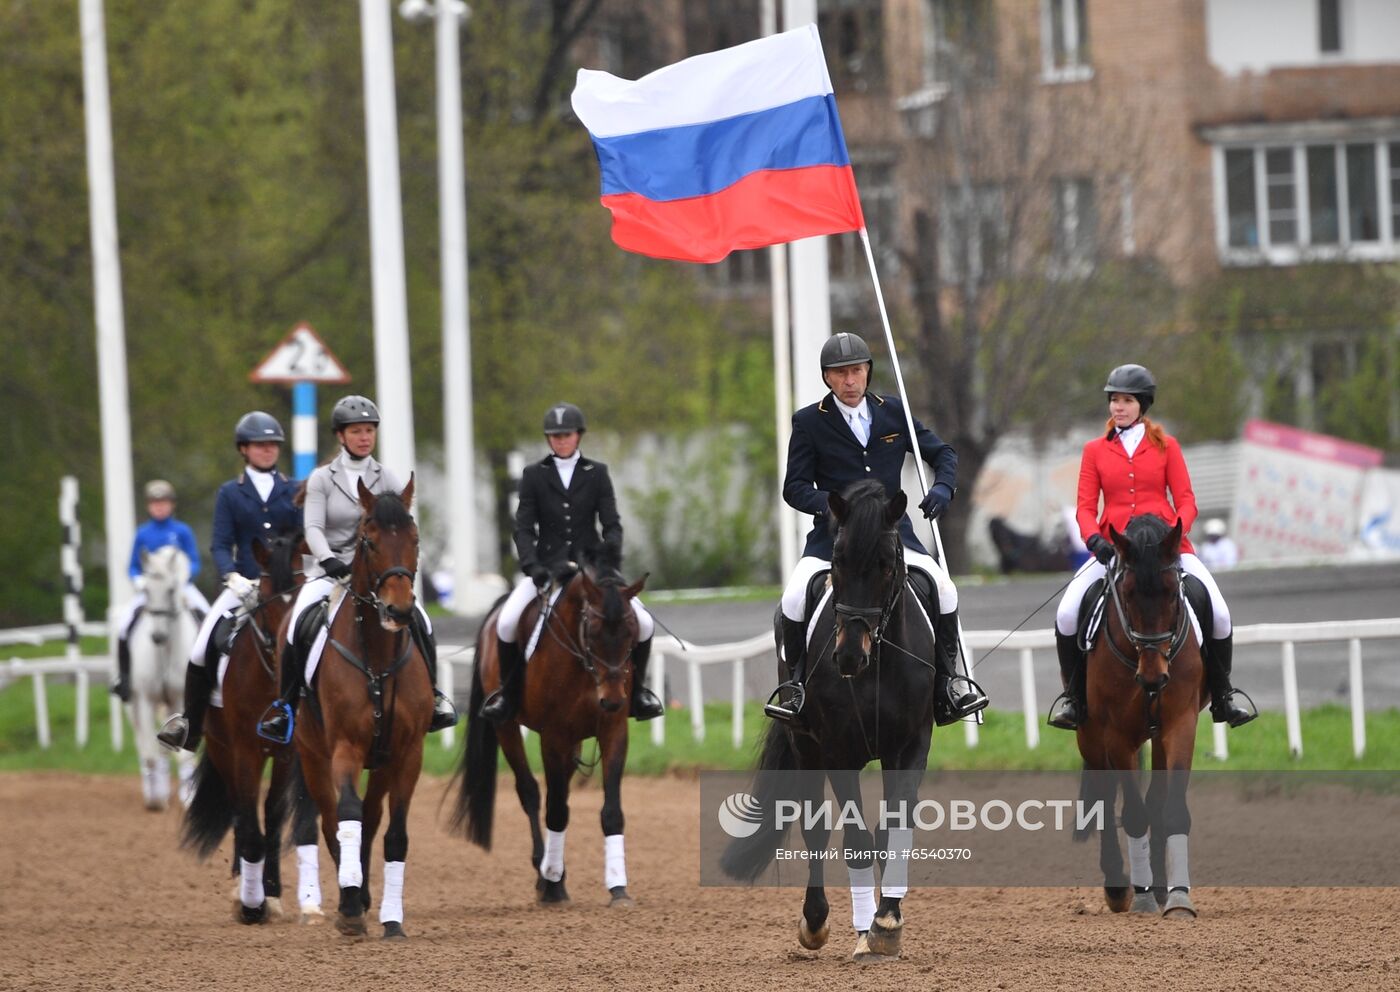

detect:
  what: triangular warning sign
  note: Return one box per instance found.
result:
[250,323,352,384]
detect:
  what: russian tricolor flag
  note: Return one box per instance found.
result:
[571,25,865,264]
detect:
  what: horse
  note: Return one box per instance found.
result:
[181,533,323,925]
[450,551,647,908]
[721,479,942,962]
[128,545,199,811]
[294,477,433,940]
[1074,513,1205,920]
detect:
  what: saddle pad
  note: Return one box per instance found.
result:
[206,613,241,709]
[303,585,349,687]
[523,586,565,660]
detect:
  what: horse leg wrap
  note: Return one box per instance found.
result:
[541,829,566,883]
[297,844,322,909]
[603,834,626,891]
[1127,832,1152,890]
[240,858,266,909]
[336,821,363,889]
[848,865,876,933]
[1166,834,1190,891]
[378,861,405,924]
[881,827,913,899]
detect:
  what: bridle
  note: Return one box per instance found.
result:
[1105,556,1191,734]
[831,537,905,676]
[352,530,417,626]
[539,577,634,690]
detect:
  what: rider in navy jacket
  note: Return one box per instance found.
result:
[210,468,301,579]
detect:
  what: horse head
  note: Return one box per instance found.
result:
[1109,515,1185,693]
[140,546,189,644]
[252,530,307,608]
[354,476,418,631]
[574,565,646,714]
[828,480,906,679]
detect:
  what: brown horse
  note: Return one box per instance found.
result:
[181,533,321,924]
[451,558,646,907]
[1076,513,1206,919]
[294,477,433,940]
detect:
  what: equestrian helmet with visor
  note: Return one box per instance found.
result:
[1104,364,1156,415]
[543,402,586,435]
[144,479,177,502]
[820,332,874,377]
[331,395,381,431]
[234,410,285,446]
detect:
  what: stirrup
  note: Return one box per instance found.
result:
[763,681,806,723]
[934,674,989,726]
[630,686,665,721]
[256,701,294,744]
[1046,692,1082,730]
[1211,688,1258,728]
[156,714,189,753]
[429,691,459,733]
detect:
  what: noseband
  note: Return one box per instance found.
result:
[354,533,417,620]
[832,540,905,672]
[1105,560,1190,670]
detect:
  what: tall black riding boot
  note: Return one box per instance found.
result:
[411,614,458,732]
[628,638,665,721]
[1205,634,1256,727]
[157,662,212,752]
[933,610,989,727]
[256,639,303,744]
[479,639,525,724]
[1048,631,1086,730]
[110,638,132,703]
[763,616,810,723]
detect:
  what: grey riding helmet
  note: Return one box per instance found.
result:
[331,395,381,431]
[820,332,874,378]
[144,479,176,502]
[543,402,586,435]
[234,410,286,446]
[1103,364,1156,415]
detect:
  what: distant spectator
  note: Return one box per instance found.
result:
[1198,518,1240,571]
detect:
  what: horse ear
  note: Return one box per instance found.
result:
[1164,518,1184,558]
[624,573,648,599]
[357,477,376,513]
[885,490,907,527]
[1110,523,1131,559]
[251,539,271,570]
[828,492,848,524]
[400,472,415,512]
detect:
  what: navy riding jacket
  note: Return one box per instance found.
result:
[210,470,303,579]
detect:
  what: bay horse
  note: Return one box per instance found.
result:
[450,551,646,908]
[1075,513,1205,919]
[722,479,941,962]
[181,533,323,924]
[129,545,198,811]
[294,477,432,940]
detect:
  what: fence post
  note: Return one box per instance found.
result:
[688,658,705,743]
[61,476,89,747]
[963,710,980,748]
[1281,640,1302,758]
[32,672,51,749]
[438,652,456,751]
[649,647,666,746]
[1348,638,1365,759]
[1019,647,1038,750]
[1212,722,1228,761]
[731,657,745,750]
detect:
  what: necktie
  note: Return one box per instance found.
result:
[849,412,868,446]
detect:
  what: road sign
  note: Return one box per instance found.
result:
[249,322,351,385]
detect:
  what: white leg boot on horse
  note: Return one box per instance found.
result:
[297,844,324,924]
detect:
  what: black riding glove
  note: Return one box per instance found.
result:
[919,483,953,520]
[320,557,351,580]
[1086,534,1114,566]
[527,564,551,589]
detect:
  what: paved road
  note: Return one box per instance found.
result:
[436,561,1400,713]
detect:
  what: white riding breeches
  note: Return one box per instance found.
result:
[189,587,243,667]
[284,577,432,646]
[1055,552,1231,638]
[496,576,654,645]
[781,550,958,623]
[117,585,211,640]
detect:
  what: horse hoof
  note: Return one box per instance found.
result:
[381,921,407,940]
[852,932,898,963]
[144,798,167,813]
[1130,891,1159,915]
[607,886,635,909]
[798,918,829,950]
[335,913,367,938]
[1163,890,1197,919]
[300,905,325,925]
[537,873,569,905]
[263,897,285,921]
[238,902,268,926]
[1103,886,1133,913]
[865,912,903,957]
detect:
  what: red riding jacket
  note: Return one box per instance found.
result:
[1076,427,1197,555]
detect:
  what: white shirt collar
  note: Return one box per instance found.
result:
[1116,422,1145,456]
[832,394,870,423]
[246,466,276,501]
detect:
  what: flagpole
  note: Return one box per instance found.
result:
[858,227,983,734]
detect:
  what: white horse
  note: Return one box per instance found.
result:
[128,546,198,811]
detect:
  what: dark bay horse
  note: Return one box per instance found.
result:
[182,533,321,923]
[722,479,941,962]
[294,478,433,940]
[1076,514,1205,919]
[451,556,646,908]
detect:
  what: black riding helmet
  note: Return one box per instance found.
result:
[820,332,874,377]
[234,410,285,446]
[543,402,586,435]
[1104,364,1156,415]
[331,395,381,431]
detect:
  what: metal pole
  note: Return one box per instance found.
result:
[1348,637,1365,759]
[435,1,481,613]
[1019,647,1038,750]
[1281,640,1302,758]
[360,0,417,482]
[79,0,136,657]
[61,477,89,747]
[292,382,317,480]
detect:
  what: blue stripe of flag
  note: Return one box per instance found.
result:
[590,94,851,202]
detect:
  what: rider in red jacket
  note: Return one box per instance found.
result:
[1048,365,1256,730]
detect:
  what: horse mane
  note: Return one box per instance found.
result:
[368,492,413,530]
[1123,514,1173,597]
[580,545,627,626]
[267,531,302,593]
[833,478,895,575]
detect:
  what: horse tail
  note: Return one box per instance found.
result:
[448,607,505,850]
[718,720,801,882]
[180,751,233,859]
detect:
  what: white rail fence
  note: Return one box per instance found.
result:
[7,618,1399,759]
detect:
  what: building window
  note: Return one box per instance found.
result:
[1052,177,1097,275]
[1216,138,1398,263]
[818,0,886,93]
[831,162,898,281]
[1319,0,1342,54]
[1042,0,1091,81]
[926,0,997,86]
[940,183,1006,284]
